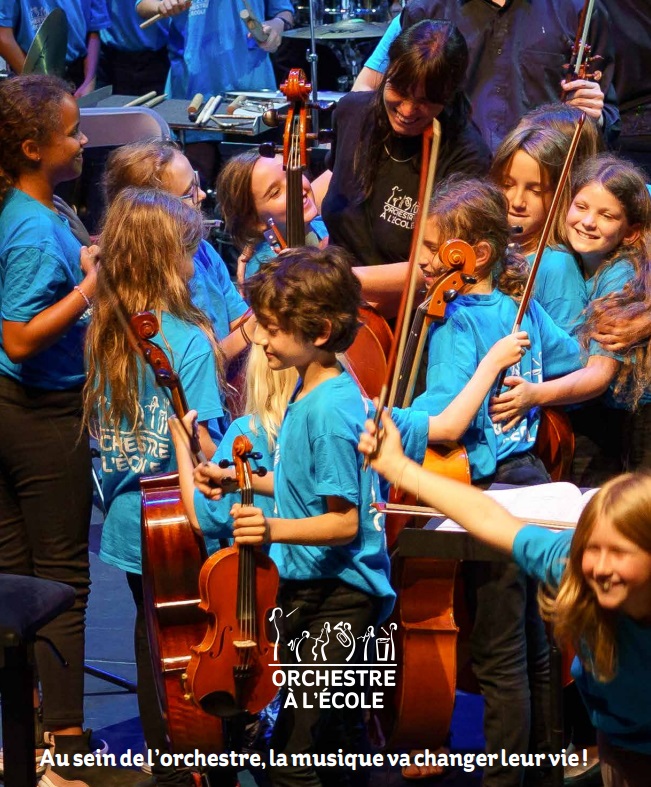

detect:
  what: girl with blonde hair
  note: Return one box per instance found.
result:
[360,413,651,787]
[84,186,225,787]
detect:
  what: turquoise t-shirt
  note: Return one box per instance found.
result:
[412,289,582,481]
[162,0,293,100]
[190,240,248,340]
[0,0,110,62]
[530,245,587,335]
[513,525,651,754]
[194,413,277,556]
[0,189,89,389]
[271,371,396,622]
[245,218,329,280]
[98,312,224,574]
[101,0,169,52]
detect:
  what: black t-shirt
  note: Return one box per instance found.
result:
[322,90,492,266]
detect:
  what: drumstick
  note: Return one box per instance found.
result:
[125,91,157,106]
[139,12,162,29]
[187,93,204,122]
[144,94,168,108]
[240,8,269,43]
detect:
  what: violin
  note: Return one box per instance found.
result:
[260,67,394,399]
[185,436,279,717]
[134,311,224,753]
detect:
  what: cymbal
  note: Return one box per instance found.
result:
[284,19,388,40]
[23,8,68,78]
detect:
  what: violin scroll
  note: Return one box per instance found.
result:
[426,239,477,322]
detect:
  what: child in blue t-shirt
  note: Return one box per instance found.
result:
[490,155,651,486]
[403,176,581,785]
[360,412,651,787]
[179,245,391,787]
[490,106,604,334]
[217,149,328,284]
[83,187,225,785]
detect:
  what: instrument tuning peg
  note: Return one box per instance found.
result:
[443,289,459,304]
[262,108,280,127]
[461,274,477,285]
[317,128,333,144]
[254,467,268,477]
[218,458,233,469]
[259,142,279,159]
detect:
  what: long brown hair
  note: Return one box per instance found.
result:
[215,149,262,249]
[540,472,651,681]
[84,188,220,440]
[491,114,602,249]
[428,178,529,298]
[0,75,72,206]
[572,155,651,407]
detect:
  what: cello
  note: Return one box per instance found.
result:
[133,311,224,753]
[185,436,279,717]
[261,67,393,399]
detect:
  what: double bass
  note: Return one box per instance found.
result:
[261,67,393,399]
[134,311,224,753]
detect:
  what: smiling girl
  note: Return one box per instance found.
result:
[359,412,651,787]
[320,19,490,268]
[0,75,106,782]
[490,109,603,333]
[490,155,651,484]
[217,150,325,283]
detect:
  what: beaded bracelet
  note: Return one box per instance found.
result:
[74,285,92,310]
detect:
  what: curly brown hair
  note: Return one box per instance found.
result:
[0,75,72,205]
[428,177,530,298]
[244,245,362,353]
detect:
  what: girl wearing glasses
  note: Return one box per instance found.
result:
[103,139,254,363]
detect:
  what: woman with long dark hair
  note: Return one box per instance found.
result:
[321,19,491,269]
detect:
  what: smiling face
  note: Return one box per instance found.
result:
[383,81,443,138]
[582,516,651,621]
[252,313,317,373]
[566,183,639,271]
[500,150,552,254]
[36,94,88,185]
[251,155,318,234]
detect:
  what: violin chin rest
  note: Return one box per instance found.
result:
[199,690,242,718]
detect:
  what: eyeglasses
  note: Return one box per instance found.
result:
[180,170,201,204]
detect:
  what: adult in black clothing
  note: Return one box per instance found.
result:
[321,20,491,269]
[354,0,619,154]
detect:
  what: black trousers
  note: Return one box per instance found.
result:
[0,375,92,729]
[269,579,383,787]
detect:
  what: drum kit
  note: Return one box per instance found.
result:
[284,0,397,92]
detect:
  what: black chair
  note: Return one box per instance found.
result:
[0,575,75,787]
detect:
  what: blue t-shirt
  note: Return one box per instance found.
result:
[101,0,169,52]
[578,257,651,408]
[513,525,651,754]
[194,413,277,556]
[271,372,395,622]
[190,240,248,340]
[0,189,88,389]
[162,0,293,100]
[98,312,224,574]
[530,246,587,335]
[412,289,582,481]
[0,0,110,62]
[245,218,329,279]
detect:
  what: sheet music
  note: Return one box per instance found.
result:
[435,482,598,533]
